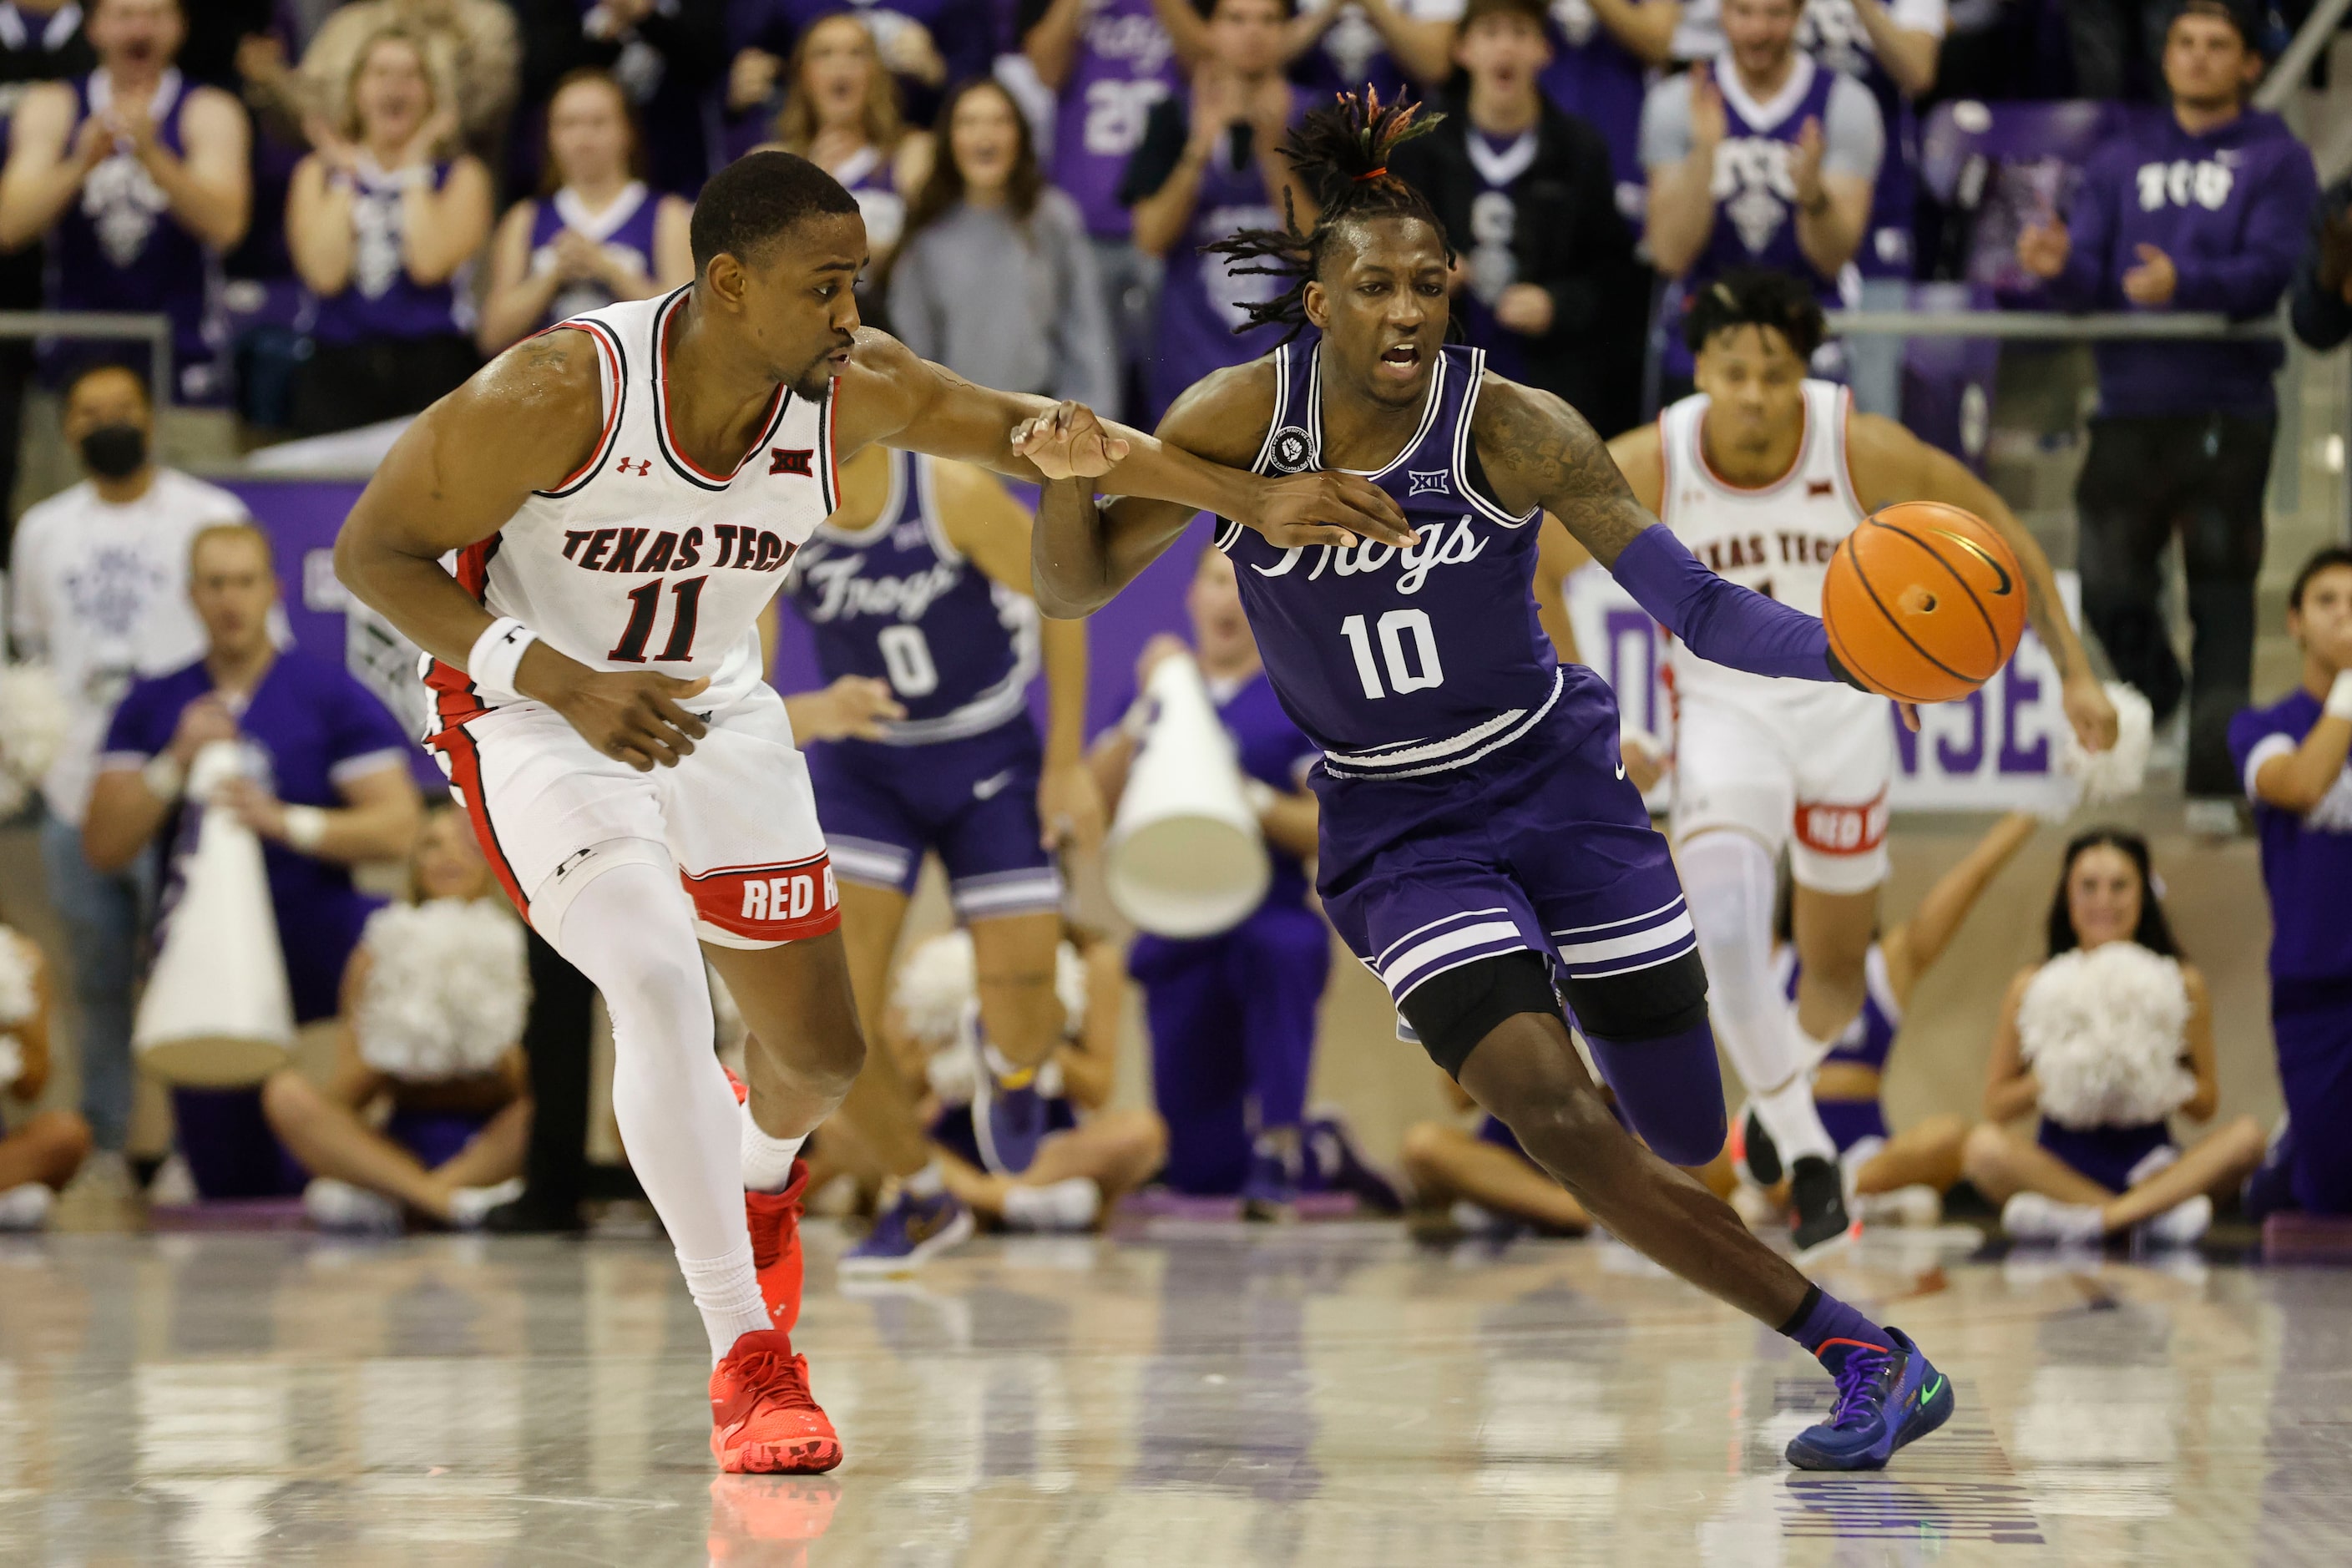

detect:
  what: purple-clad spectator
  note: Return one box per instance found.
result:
[1021,0,1186,381]
[477,68,694,352]
[1280,0,1454,104]
[2015,0,2316,808]
[0,0,251,402]
[284,24,492,435]
[82,522,422,1201]
[570,0,729,196]
[1537,0,1679,226]
[758,13,933,276]
[883,77,1117,407]
[1120,0,1311,423]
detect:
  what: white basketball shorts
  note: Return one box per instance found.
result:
[1670,682,1894,894]
[431,679,838,949]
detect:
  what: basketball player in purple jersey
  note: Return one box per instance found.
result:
[781,443,1103,1267]
[1641,0,1881,386]
[1029,94,1952,1470]
[0,0,247,400]
[1124,0,1313,422]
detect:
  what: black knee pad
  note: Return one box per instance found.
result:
[1398,951,1565,1079]
[1561,948,1710,1042]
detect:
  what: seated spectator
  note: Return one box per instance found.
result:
[884,77,1116,409]
[758,13,933,278]
[1090,549,1396,1216]
[82,522,422,1201]
[1385,0,1645,437]
[2014,0,2314,817]
[259,0,518,169]
[1735,811,2040,1229]
[1121,0,1313,422]
[842,926,1166,1232]
[1400,1074,1593,1237]
[262,802,530,1232]
[8,361,245,1163]
[1961,828,2266,1247]
[285,23,492,436]
[476,67,692,354]
[1641,0,1880,393]
[566,0,727,196]
[0,0,251,402]
[2233,547,2352,1220]
[0,923,94,1229]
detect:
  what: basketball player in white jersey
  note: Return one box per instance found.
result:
[1547,270,2117,1254]
[333,150,1412,1474]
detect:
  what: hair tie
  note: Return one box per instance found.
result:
[1355,166,1388,182]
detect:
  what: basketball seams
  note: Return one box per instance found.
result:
[1869,517,2003,677]
[1833,530,1958,702]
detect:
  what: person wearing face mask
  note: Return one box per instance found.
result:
[883,77,1117,412]
[1960,828,2267,1247]
[5,361,246,1171]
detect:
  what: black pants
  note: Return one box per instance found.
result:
[291,332,480,437]
[2074,411,2274,797]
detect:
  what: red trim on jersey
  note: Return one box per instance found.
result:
[438,726,530,917]
[681,852,841,942]
[823,375,840,511]
[423,658,490,731]
[656,292,786,483]
[1793,787,1890,857]
[533,321,623,493]
[1837,385,1868,516]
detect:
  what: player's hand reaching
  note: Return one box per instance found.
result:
[525,646,711,770]
[1242,472,1417,550]
[1011,402,1131,481]
[785,675,905,742]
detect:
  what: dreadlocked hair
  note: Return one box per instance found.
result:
[1202,89,1449,346]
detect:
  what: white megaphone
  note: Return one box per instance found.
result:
[132,741,296,1085]
[1104,650,1272,938]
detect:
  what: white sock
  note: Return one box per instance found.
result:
[1680,832,1813,1105]
[554,857,759,1358]
[447,1178,524,1230]
[676,1242,774,1360]
[740,1102,807,1194]
[1787,1012,1839,1074]
[1750,1073,1837,1166]
[1002,1176,1100,1232]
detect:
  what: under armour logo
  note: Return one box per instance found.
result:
[1407,469,1451,497]
[615,456,651,477]
[1807,479,1833,498]
[770,448,814,477]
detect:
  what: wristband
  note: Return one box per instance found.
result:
[281,804,328,852]
[467,617,539,704]
[2328,669,2352,721]
[141,753,185,802]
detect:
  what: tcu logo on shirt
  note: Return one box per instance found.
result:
[1711,139,1796,254]
[2137,159,2234,211]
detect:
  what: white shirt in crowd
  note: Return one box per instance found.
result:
[8,468,250,825]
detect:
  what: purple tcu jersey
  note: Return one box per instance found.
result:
[1457,129,1538,386]
[53,68,214,377]
[2230,688,2352,984]
[1776,943,1900,1071]
[1540,0,1651,222]
[783,449,1039,744]
[527,180,662,331]
[310,159,470,346]
[1052,0,1176,240]
[1148,105,1302,422]
[1798,0,1917,278]
[1212,337,1561,773]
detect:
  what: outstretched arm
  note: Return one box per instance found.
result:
[1879,810,2037,1006]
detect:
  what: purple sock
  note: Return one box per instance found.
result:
[1781,1284,1893,1375]
[1582,1022,1727,1167]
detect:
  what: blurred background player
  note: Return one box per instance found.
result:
[2233,546,2352,1220]
[1736,810,2041,1229]
[778,442,1101,1269]
[260,802,531,1232]
[1963,828,2266,1246]
[1091,547,1398,1216]
[1593,270,2113,1254]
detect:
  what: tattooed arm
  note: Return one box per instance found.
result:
[1472,374,1848,685]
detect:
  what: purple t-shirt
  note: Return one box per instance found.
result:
[1044,0,1178,239]
[2229,687,2352,986]
[103,651,417,1023]
[1539,0,1651,223]
[308,160,470,346]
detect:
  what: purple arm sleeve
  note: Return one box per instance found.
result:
[1609,524,1838,683]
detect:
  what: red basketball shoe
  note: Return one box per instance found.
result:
[725,1066,809,1333]
[709,1329,842,1474]
[706,1474,841,1565]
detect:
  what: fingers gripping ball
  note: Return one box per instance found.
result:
[1823,502,2027,703]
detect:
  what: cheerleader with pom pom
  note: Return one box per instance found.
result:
[1964,829,2267,1246]
[0,924,93,1228]
[260,804,533,1232]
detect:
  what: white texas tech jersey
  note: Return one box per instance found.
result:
[1657,377,1866,702]
[426,286,839,731]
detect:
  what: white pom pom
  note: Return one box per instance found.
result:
[354,898,531,1080]
[0,929,38,1028]
[893,930,977,1047]
[2059,682,2155,807]
[0,664,68,797]
[2017,942,2194,1129]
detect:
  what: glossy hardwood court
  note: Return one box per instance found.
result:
[1,1220,2345,1565]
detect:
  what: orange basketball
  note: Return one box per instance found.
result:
[1821,501,2028,703]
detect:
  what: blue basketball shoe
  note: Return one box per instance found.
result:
[1784,1327,1955,1471]
[838,1186,974,1275]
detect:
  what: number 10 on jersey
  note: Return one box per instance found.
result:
[1340,609,1444,700]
